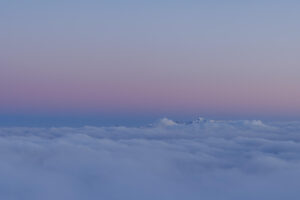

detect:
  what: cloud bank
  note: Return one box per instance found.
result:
[1,118,300,199]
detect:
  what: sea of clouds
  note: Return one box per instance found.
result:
[1,118,300,200]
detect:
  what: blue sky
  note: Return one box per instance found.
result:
[1,0,300,126]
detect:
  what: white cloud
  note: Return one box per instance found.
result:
[155,117,178,127]
[0,118,300,199]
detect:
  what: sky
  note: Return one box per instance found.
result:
[1,0,300,125]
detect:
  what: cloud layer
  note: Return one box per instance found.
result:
[1,118,300,199]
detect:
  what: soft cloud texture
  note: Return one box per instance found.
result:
[1,118,300,199]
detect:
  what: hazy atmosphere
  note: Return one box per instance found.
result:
[1,1,300,199]
[1,1,300,125]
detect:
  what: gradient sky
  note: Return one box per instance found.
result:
[1,0,300,125]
